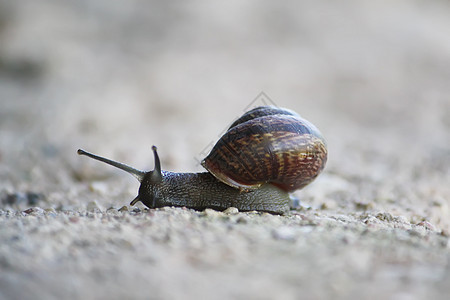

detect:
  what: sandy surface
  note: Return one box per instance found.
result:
[1,1,449,299]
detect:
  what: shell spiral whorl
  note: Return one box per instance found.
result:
[201,106,327,192]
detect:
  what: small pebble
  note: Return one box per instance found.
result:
[202,208,222,218]
[393,215,409,224]
[118,206,129,212]
[23,207,45,215]
[87,201,101,212]
[223,207,239,215]
[106,207,120,215]
[376,212,394,222]
[44,208,57,217]
[417,221,436,231]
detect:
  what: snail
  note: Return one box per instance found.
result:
[77,106,327,214]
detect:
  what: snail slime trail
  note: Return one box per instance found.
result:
[77,106,328,214]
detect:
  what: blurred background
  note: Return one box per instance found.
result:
[0,0,449,227]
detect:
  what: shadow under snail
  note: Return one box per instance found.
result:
[77,106,327,214]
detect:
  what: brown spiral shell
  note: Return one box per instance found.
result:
[201,106,328,192]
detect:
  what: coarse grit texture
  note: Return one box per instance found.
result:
[0,1,449,299]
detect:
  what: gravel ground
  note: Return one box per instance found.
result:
[1,1,449,299]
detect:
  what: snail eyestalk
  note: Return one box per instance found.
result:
[150,145,162,183]
[77,149,145,182]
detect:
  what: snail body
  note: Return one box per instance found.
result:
[78,106,327,214]
[139,169,291,214]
